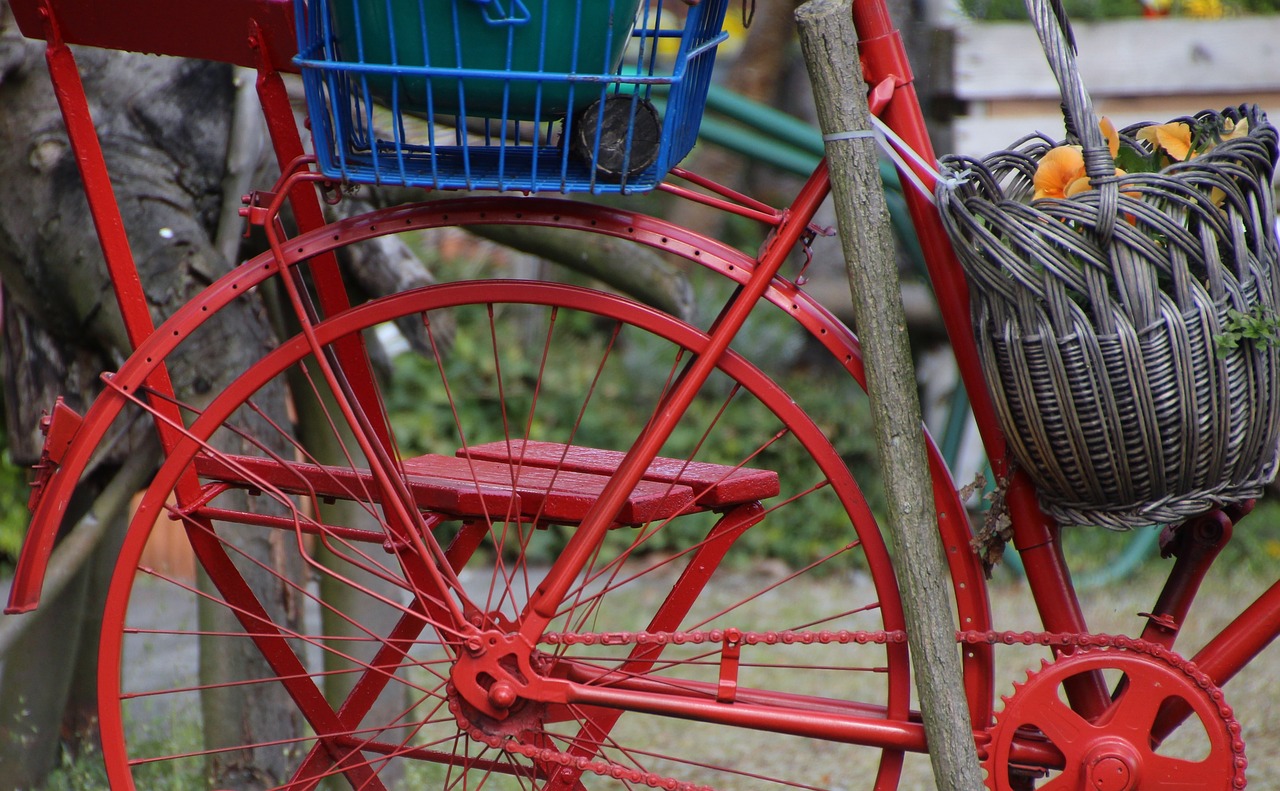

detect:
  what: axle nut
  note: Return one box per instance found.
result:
[1088,754,1134,791]
[488,680,518,710]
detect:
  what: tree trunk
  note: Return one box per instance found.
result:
[0,7,300,785]
[0,0,698,785]
[796,2,986,789]
[0,555,89,789]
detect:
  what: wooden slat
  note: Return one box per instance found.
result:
[400,455,696,524]
[459,440,780,508]
[951,91,1280,158]
[195,453,517,519]
[945,18,1280,102]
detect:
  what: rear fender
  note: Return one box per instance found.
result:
[5,390,125,613]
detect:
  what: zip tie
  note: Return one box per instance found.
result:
[821,120,963,205]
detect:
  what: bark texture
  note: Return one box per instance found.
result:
[0,6,298,786]
[796,1,986,788]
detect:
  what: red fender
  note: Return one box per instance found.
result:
[3,198,993,729]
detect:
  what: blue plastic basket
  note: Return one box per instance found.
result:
[295,0,731,194]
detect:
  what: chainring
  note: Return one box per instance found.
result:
[982,643,1246,790]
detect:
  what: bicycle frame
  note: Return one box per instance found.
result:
[6,0,1280,782]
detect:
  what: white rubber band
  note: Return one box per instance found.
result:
[821,119,965,205]
[822,129,877,142]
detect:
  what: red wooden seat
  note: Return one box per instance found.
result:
[458,440,780,509]
[194,450,697,525]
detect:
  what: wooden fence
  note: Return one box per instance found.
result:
[936,17,1280,157]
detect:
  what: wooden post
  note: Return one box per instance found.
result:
[795,1,986,788]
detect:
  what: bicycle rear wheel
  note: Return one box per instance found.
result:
[100,279,923,790]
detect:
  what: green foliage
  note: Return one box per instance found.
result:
[961,0,1146,19]
[382,281,883,571]
[0,419,30,572]
[36,743,112,791]
[1222,496,1280,575]
[1214,305,1280,358]
[958,0,1278,19]
[36,716,206,791]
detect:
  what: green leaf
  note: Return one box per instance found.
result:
[1114,145,1157,175]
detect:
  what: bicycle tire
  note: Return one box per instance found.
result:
[98,278,932,790]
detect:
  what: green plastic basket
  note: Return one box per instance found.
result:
[330,0,643,119]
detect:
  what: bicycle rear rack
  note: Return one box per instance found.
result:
[194,440,780,526]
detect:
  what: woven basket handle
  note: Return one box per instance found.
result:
[1024,0,1119,242]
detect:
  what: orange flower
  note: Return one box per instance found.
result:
[1033,118,1128,201]
[1034,145,1085,200]
[1033,145,1130,201]
[1100,116,1120,158]
[1138,122,1193,161]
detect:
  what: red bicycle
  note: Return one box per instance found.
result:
[3,0,1276,788]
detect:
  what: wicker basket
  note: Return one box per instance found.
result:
[935,0,1280,528]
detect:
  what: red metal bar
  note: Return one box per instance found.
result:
[1139,512,1233,651]
[655,181,784,227]
[518,161,835,640]
[565,675,929,751]
[39,10,164,364]
[1191,576,1280,693]
[249,32,397,457]
[1151,508,1280,743]
[9,0,298,71]
[543,504,766,790]
[288,513,469,786]
[849,1,1007,473]
[657,167,786,226]
[38,3,199,486]
[1005,472,1111,720]
[173,518,388,790]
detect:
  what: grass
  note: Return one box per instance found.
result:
[40,717,206,791]
[41,548,1280,789]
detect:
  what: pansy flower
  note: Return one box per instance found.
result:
[1033,145,1085,200]
[1033,119,1128,201]
[1138,122,1193,161]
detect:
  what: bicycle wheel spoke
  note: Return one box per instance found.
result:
[102,278,914,789]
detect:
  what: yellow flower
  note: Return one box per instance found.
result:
[1183,0,1224,17]
[1266,538,1280,560]
[1222,117,1250,143]
[1138,122,1193,161]
[1034,145,1085,200]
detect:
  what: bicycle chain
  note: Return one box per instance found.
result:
[543,626,907,648]
[447,627,1245,790]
